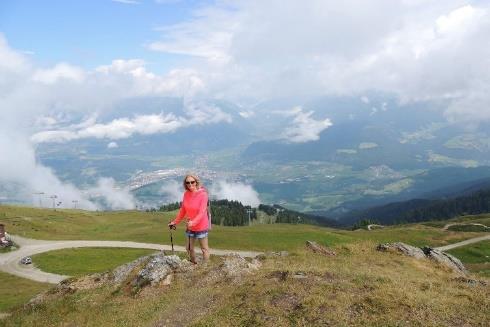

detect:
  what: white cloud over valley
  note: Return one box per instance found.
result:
[209,181,261,207]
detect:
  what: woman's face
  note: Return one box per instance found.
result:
[185,177,197,192]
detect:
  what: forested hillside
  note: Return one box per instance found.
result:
[346,188,490,226]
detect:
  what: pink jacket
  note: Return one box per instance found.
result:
[171,188,209,232]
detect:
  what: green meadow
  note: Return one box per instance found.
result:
[0,271,50,312]
[32,248,157,277]
[1,205,487,251]
[0,205,488,322]
[447,241,490,277]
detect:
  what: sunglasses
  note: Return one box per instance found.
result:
[185,180,196,185]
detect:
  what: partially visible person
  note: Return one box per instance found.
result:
[168,173,210,264]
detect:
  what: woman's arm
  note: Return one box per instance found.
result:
[170,194,187,226]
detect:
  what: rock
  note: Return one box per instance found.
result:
[220,253,261,278]
[133,254,190,288]
[376,242,426,259]
[377,243,469,275]
[113,255,152,284]
[451,276,488,286]
[306,241,336,256]
[422,247,468,275]
[268,271,289,281]
[292,271,308,279]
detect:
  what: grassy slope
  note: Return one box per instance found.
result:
[0,272,50,312]
[31,248,157,277]
[1,205,487,251]
[3,243,489,326]
[0,205,489,324]
[447,241,490,277]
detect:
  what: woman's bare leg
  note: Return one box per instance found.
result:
[198,237,210,262]
[187,236,197,263]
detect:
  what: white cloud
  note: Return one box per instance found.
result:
[160,180,183,203]
[30,102,232,144]
[0,36,210,210]
[147,1,490,123]
[112,0,141,4]
[148,6,236,63]
[0,34,29,74]
[279,106,333,143]
[239,110,255,118]
[436,5,481,34]
[107,141,118,148]
[0,130,133,210]
[210,181,261,207]
[86,178,135,210]
[32,63,85,84]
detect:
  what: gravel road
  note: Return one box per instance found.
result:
[0,235,263,284]
[434,234,490,252]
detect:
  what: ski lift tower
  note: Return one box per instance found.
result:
[50,195,58,210]
[246,208,253,226]
[32,192,45,207]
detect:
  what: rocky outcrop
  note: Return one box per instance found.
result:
[306,241,336,256]
[376,242,426,259]
[133,254,191,288]
[377,242,468,275]
[219,253,261,278]
[28,251,263,307]
[422,247,468,275]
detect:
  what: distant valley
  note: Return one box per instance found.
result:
[5,95,490,224]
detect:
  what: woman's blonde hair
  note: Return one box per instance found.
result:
[182,173,202,190]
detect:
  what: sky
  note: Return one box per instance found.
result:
[0,0,203,73]
[1,0,489,209]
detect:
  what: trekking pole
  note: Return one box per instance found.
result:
[169,224,176,254]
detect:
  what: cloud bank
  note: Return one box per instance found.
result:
[209,181,261,207]
[0,36,207,210]
[148,0,490,123]
[277,107,333,143]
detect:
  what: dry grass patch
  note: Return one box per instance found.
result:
[3,243,489,326]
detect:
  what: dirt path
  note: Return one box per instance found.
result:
[434,234,490,252]
[442,223,489,231]
[367,224,384,231]
[0,235,263,284]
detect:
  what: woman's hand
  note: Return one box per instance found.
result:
[168,222,176,230]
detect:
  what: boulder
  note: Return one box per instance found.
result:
[113,255,150,284]
[422,247,468,275]
[376,242,426,259]
[133,254,190,288]
[376,243,468,275]
[306,241,336,256]
[219,253,261,278]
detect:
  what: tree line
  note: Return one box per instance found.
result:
[157,199,257,226]
[351,187,490,226]
[398,188,490,222]
[155,201,337,227]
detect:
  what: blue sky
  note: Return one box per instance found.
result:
[0,0,208,73]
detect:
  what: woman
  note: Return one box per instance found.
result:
[168,173,210,264]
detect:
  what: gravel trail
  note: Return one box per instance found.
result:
[0,235,262,284]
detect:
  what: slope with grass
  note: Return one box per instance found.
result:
[0,205,489,325]
[3,242,489,326]
[0,271,50,313]
[447,241,490,277]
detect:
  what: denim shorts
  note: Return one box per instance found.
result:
[185,230,208,239]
